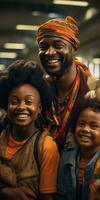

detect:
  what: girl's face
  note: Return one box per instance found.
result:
[75,108,100,151]
[7,84,41,129]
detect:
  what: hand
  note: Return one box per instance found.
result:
[85,90,96,99]
[0,186,36,200]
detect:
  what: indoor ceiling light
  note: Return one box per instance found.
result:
[48,13,61,18]
[0,64,6,70]
[76,56,83,62]
[53,0,89,6]
[84,7,98,20]
[4,43,26,50]
[32,11,41,16]
[16,25,39,31]
[93,58,100,64]
[0,52,17,59]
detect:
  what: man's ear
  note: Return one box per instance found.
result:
[72,47,77,57]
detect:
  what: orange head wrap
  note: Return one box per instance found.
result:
[37,16,80,49]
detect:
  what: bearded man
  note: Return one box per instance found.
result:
[37,16,94,153]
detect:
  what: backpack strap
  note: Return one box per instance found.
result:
[34,131,41,171]
[34,130,48,171]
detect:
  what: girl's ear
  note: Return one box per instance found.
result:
[38,103,42,114]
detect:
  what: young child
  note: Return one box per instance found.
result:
[56,98,100,200]
[0,60,59,200]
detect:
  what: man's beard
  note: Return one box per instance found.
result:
[49,57,73,77]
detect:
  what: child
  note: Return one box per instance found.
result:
[56,98,100,200]
[0,60,59,200]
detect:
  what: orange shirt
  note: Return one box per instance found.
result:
[40,135,59,193]
[5,134,28,159]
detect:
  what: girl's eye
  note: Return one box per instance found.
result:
[9,99,18,104]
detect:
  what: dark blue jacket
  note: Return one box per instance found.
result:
[56,148,100,200]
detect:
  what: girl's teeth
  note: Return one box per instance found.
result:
[17,114,29,119]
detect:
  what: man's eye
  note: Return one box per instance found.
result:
[55,42,65,48]
[39,44,47,51]
[56,44,64,48]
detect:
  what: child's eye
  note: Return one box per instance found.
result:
[77,121,85,127]
[26,99,34,105]
[91,123,100,129]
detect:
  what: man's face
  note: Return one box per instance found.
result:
[38,37,76,77]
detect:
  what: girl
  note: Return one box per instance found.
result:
[0,60,59,200]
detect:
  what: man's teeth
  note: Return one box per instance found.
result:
[48,59,58,63]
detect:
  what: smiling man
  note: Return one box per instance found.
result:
[37,16,94,153]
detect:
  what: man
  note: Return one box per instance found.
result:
[37,16,95,151]
[36,16,94,153]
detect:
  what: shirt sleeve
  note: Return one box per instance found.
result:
[40,136,59,194]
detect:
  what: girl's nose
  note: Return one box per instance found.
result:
[17,102,25,109]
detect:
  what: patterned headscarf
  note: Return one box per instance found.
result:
[37,16,80,49]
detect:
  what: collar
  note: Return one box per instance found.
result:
[63,148,79,166]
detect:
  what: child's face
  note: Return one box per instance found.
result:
[7,84,41,128]
[75,108,100,150]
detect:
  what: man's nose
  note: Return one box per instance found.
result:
[45,46,56,55]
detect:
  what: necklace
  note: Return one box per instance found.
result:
[46,70,80,146]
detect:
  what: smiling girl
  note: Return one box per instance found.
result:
[0,60,59,200]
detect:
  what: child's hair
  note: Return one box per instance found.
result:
[0,60,54,111]
[73,98,100,131]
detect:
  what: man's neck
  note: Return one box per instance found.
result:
[55,63,77,99]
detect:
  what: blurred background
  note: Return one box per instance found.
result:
[0,0,100,78]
